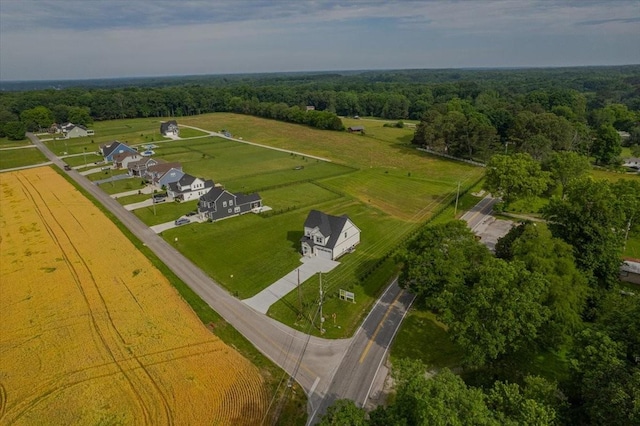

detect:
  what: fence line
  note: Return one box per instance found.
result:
[417,147,486,167]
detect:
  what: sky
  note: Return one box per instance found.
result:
[1,0,639,81]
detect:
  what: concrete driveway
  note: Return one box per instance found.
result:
[150,215,205,233]
[243,256,340,314]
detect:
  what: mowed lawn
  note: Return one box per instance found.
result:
[0,136,31,148]
[0,147,48,170]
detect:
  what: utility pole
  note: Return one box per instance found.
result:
[454,181,461,217]
[83,147,87,167]
[319,273,324,335]
[297,269,302,317]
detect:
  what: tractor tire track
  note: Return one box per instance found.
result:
[10,174,156,425]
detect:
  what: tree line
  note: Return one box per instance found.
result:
[2,66,639,163]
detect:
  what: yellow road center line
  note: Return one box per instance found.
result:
[359,290,403,364]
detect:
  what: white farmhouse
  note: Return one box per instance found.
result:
[301,210,360,260]
[167,173,214,202]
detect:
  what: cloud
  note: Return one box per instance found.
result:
[1,0,638,80]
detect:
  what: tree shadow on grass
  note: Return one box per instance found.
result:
[287,230,304,251]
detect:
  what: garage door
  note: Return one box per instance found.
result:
[315,247,333,260]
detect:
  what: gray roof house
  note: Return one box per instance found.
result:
[301,210,360,260]
[160,120,179,136]
[64,124,94,139]
[622,157,640,171]
[167,174,214,202]
[621,259,640,285]
[198,187,262,221]
[127,158,163,177]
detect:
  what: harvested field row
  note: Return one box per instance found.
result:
[0,167,268,425]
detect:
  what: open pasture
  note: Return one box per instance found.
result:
[0,167,268,425]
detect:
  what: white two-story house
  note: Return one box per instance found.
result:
[300,210,361,260]
[167,173,214,202]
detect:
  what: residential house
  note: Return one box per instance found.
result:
[198,187,262,221]
[160,120,179,136]
[300,210,360,260]
[621,259,640,285]
[347,126,365,133]
[167,174,214,202]
[157,168,185,189]
[100,141,137,162]
[144,162,183,186]
[127,158,163,177]
[64,124,94,139]
[622,157,640,171]
[113,152,142,169]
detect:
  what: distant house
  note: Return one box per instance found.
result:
[306,106,315,111]
[113,152,142,169]
[144,162,183,185]
[167,174,214,202]
[347,126,365,133]
[157,168,185,188]
[300,210,360,260]
[65,124,94,139]
[622,157,640,171]
[198,187,262,221]
[621,259,640,285]
[127,158,163,177]
[100,141,137,162]
[160,120,179,136]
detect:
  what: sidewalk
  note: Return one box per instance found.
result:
[243,256,340,314]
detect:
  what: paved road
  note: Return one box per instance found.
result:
[309,279,415,422]
[460,195,497,231]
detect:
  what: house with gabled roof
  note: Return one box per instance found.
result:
[100,141,137,162]
[113,152,142,169]
[144,162,183,185]
[167,174,214,201]
[127,158,163,177]
[160,120,179,136]
[198,187,262,221]
[300,210,360,260]
[64,124,94,139]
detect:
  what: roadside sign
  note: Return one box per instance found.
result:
[339,289,355,303]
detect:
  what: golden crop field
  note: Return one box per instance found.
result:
[0,167,268,425]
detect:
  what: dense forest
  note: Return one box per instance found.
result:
[2,66,639,424]
[2,66,639,165]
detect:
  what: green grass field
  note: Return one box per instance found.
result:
[177,127,209,138]
[97,176,146,194]
[0,136,31,148]
[0,147,48,170]
[134,200,198,226]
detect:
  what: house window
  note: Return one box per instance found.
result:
[223,201,227,207]
[228,208,232,213]
[229,200,234,206]
[344,232,348,238]
[234,206,240,213]
[315,236,323,244]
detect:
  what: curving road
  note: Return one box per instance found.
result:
[26,133,414,423]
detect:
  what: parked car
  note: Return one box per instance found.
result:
[174,217,190,226]
[63,164,71,171]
